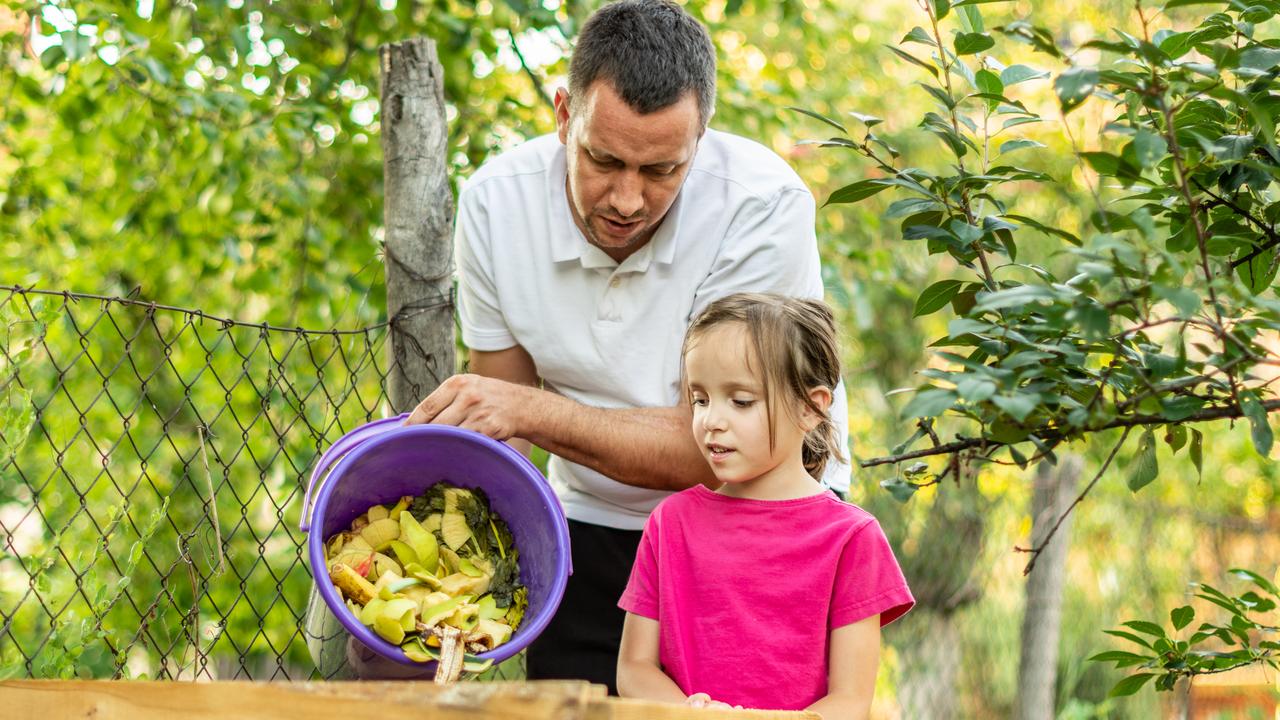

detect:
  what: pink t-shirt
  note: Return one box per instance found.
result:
[619,485,914,711]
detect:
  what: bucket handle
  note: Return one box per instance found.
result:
[300,413,409,532]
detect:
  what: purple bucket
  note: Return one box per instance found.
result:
[302,415,571,672]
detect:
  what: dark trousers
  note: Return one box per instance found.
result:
[527,518,643,695]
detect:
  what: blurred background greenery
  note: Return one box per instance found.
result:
[1,0,1278,717]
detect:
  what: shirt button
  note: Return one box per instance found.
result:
[610,277,621,288]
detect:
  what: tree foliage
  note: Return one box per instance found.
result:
[807,0,1280,503]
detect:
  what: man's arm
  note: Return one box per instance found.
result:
[406,352,719,492]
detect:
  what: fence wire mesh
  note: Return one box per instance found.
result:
[0,285,520,681]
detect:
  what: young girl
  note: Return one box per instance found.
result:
[616,292,914,717]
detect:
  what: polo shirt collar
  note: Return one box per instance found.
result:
[547,146,682,271]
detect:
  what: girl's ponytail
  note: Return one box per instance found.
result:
[802,414,844,480]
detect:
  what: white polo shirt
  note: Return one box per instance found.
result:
[455,129,852,530]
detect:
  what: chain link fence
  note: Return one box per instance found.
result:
[0,285,521,681]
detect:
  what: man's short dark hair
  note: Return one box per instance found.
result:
[568,0,717,127]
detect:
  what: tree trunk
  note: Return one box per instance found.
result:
[380,37,455,412]
[1014,456,1082,720]
[897,610,962,720]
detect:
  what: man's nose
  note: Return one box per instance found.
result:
[608,171,644,218]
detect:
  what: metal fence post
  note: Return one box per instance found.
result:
[380,37,455,413]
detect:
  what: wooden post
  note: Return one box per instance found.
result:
[380,37,455,413]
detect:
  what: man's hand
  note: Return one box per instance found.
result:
[403,374,530,440]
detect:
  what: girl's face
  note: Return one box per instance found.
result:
[685,323,812,495]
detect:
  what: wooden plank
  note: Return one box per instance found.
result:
[0,680,597,720]
[586,696,821,720]
[0,681,819,720]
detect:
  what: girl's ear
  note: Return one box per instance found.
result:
[799,386,833,432]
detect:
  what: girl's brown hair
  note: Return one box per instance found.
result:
[682,292,846,479]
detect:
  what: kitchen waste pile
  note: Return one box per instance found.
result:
[324,482,528,683]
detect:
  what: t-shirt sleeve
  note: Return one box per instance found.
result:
[455,184,518,352]
[618,510,661,620]
[831,518,914,628]
[689,187,823,320]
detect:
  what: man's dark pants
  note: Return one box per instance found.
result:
[527,518,643,695]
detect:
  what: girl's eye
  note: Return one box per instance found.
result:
[732,399,754,408]
[691,397,709,407]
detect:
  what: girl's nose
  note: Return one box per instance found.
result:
[701,403,727,432]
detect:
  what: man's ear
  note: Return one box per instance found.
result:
[554,87,571,144]
[800,386,833,432]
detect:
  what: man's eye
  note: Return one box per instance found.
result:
[647,166,676,176]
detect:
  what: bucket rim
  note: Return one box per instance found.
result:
[307,422,570,668]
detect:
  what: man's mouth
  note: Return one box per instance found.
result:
[600,216,642,236]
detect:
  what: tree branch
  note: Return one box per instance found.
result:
[860,398,1280,467]
[1015,427,1130,576]
[506,28,555,112]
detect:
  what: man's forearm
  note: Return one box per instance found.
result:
[514,385,718,491]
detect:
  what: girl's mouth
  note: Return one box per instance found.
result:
[707,443,734,461]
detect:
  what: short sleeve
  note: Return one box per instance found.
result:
[689,187,822,319]
[831,519,914,628]
[618,510,661,620]
[455,185,518,352]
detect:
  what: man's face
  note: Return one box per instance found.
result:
[555,80,702,262]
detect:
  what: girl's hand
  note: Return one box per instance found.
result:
[685,693,743,710]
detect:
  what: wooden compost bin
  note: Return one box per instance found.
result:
[0,680,821,719]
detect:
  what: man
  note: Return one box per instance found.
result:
[404,0,851,693]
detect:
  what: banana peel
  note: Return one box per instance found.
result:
[330,563,377,605]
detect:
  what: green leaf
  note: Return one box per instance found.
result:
[1054,66,1099,112]
[1235,246,1277,295]
[975,69,1003,99]
[1239,392,1273,457]
[848,111,884,128]
[825,179,889,206]
[992,393,1037,422]
[1171,605,1195,630]
[1190,428,1203,480]
[1228,568,1280,596]
[1129,130,1167,169]
[787,106,848,134]
[932,0,951,19]
[40,45,67,70]
[1109,673,1156,697]
[1003,213,1081,245]
[232,25,252,60]
[886,45,940,78]
[1164,423,1188,452]
[902,26,936,46]
[1127,428,1159,492]
[901,387,959,418]
[954,32,996,55]
[914,280,965,317]
[1089,650,1151,665]
[1081,151,1141,181]
[881,478,920,503]
[999,139,1046,154]
[1240,46,1280,72]
[1000,64,1049,85]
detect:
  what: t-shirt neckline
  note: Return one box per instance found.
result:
[692,483,835,507]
